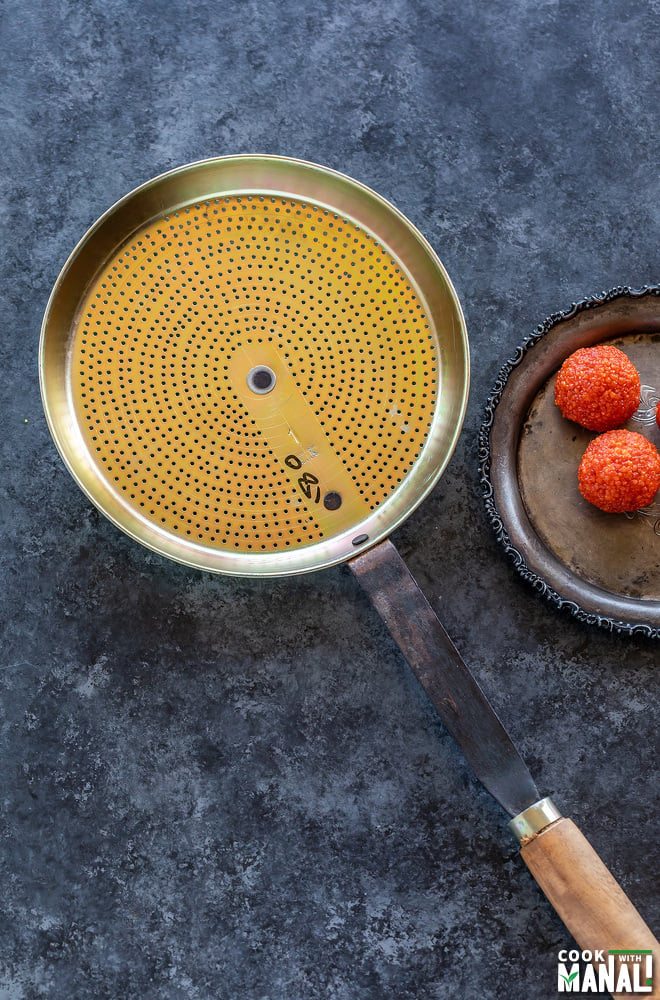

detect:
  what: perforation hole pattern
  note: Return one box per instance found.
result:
[72,196,439,552]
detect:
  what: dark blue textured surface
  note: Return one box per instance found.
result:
[1,2,658,997]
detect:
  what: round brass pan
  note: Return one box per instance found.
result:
[40,155,469,576]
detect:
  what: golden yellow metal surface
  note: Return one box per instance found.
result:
[40,156,469,576]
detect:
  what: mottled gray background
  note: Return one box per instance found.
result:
[1,1,658,998]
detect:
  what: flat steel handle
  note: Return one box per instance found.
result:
[349,537,539,817]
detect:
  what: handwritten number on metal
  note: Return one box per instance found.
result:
[285,454,321,504]
[297,471,321,504]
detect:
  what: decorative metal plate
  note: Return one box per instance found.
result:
[480,285,660,638]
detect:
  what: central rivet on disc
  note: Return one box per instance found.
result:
[247,365,276,395]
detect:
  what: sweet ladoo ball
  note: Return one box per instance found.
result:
[578,429,660,513]
[554,345,641,431]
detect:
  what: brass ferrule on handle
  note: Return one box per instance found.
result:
[509,796,562,844]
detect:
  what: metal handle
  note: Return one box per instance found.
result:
[348,537,539,817]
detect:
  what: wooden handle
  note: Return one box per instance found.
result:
[521,818,659,999]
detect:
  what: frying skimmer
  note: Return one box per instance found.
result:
[40,154,467,576]
[40,156,658,994]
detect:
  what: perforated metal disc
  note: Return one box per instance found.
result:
[40,156,469,576]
